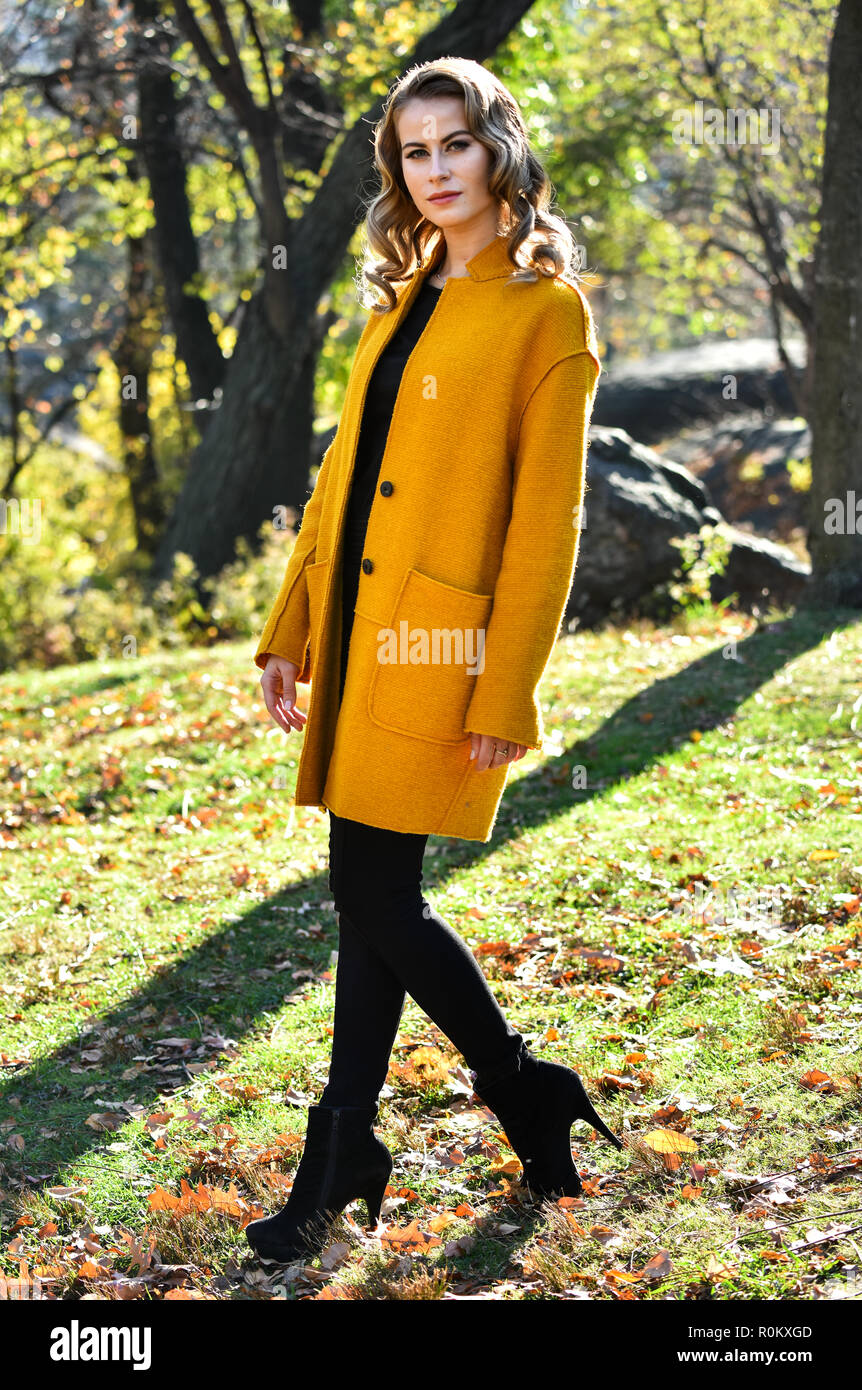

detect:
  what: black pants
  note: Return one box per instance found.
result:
[319,526,524,1108]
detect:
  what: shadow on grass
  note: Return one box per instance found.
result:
[0,606,853,1204]
[459,606,852,865]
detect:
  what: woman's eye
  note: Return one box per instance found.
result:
[406,141,469,159]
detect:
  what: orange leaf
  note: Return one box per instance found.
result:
[427,1211,459,1234]
[380,1219,442,1250]
[642,1250,673,1281]
[642,1128,699,1155]
[800,1069,851,1095]
[146,1185,180,1212]
[599,1072,642,1093]
[489,1157,522,1177]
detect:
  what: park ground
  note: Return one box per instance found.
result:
[1,601,861,1300]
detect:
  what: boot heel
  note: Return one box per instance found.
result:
[361,1170,390,1227]
[570,1073,625,1151]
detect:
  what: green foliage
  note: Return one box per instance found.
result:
[497,0,833,352]
[0,0,836,667]
[786,455,813,493]
[0,440,299,669]
[644,521,735,623]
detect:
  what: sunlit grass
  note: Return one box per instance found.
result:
[1,601,860,1300]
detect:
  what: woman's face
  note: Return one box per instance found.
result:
[396,94,498,233]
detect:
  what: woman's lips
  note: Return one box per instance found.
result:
[429,192,460,203]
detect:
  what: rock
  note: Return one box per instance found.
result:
[711,528,810,609]
[661,414,811,542]
[592,337,807,444]
[568,426,810,627]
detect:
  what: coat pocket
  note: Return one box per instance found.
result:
[305,557,330,681]
[368,567,493,745]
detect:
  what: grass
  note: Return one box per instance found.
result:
[1,599,861,1301]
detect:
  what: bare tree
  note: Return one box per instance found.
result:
[805,0,862,607]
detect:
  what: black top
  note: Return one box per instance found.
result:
[344,277,444,536]
[338,275,443,696]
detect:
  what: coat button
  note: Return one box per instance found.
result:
[380,480,394,497]
[362,558,374,574]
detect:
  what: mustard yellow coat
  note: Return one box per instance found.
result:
[254,233,601,841]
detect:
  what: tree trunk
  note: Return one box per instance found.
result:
[151,283,325,581]
[805,0,862,607]
[116,236,165,554]
[133,0,225,404]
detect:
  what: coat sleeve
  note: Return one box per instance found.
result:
[462,347,600,750]
[253,438,335,680]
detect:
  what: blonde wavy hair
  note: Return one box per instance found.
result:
[356,56,588,313]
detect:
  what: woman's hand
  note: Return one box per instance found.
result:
[469,732,527,772]
[260,655,308,736]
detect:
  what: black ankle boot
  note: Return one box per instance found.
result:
[473,1043,624,1199]
[244,1103,392,1266]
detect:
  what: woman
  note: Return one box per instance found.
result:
[245,56,622,1268]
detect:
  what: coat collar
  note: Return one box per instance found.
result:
[420,232,520,286]
[464,233,520,282]
[386,233,520,326]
